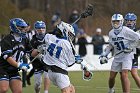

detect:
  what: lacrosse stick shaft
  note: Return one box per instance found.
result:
[108,51,123,60]
[28,52,41,65]
[71,16,81,26]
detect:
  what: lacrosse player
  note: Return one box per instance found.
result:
[124,12,140,88]
[31,21,92,93]
[29,21,50,93]
[0,18,30,93]
[100,14,140,93]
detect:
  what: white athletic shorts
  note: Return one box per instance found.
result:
[111,60,132,72]
[34,71,49,88]
[48,70,70,89]
[34,71,43,88]
[44,71,49,78]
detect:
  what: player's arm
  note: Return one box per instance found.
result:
[127,29,140,48]
[6,57,19,67]
[1,38,29,70]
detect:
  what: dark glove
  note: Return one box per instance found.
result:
[99,55,108,64]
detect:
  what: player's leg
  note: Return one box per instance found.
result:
[0,71,9,93]
[44,71,50,93]
[9,72,22,93]
[121,60,132,93]
[34,70,43,93]
[108,71,117,93]
[131,58,140,88]
[108,62,121,93]
[131,68,140,88]
[121,69,130,92]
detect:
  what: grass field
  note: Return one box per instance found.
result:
[8,71,140,93]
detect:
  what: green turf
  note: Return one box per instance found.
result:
[8,71,140,93]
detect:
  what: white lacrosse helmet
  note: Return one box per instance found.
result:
[56,21,75,41]
[111,14,124,30]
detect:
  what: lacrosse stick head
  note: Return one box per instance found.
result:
[82,67,93,81]
[81,4,94,18]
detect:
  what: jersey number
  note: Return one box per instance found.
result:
[114,41,125,50]
[47,43,62,58]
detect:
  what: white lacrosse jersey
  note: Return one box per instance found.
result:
[43,34,75,70]
[109,26,140,62]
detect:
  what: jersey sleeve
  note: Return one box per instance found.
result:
[126,29,140,48]
[1,37,13,60]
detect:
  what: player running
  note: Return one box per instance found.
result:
[0,18,30,93]
[31,21,92,93]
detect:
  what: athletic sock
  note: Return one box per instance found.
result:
[108,88,115,93]
[44,90,48,93]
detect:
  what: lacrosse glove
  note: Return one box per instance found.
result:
[18,63,30,71]
[99,55,108,64]
[123,47,133,53]
[75,55,83,64]
[37,44,47,54]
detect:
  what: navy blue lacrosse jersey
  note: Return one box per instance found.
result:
[0,34,31,73]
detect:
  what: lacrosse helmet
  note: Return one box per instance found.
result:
[56,21,75,41]
[34,21,46,40]
[10,18,28,38]
[124,13,137,29]
[111,14,124,30]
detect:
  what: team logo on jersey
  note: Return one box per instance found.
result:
[112,37,124,41]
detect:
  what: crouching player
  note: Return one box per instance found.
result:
[31,21,92,93]
[0,18,30,93]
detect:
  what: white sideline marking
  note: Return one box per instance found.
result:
[96,87,140,91]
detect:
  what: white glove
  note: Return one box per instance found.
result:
[99,55,108,64]
[37,44,47,54]
[123,47,133,53]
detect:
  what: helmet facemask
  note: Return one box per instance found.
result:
[124,13,137,30]
[125,20,136,29]
[68,30,75,41]
[56,21,75,41]
[34,21,46,40]
[111,14,124,31]
[10,18,28,38]
[36,29,46,40]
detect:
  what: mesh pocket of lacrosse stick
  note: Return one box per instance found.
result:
[82,68,93,81]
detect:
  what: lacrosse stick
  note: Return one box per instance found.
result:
[71,4,93,25]
[69,4,94,81]
[28,52,42,65]
[108,51,124,60]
